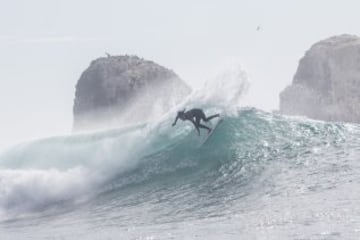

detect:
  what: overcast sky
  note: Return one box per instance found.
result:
[0,0,359,148]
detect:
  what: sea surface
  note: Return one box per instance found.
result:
[0,107,360,239]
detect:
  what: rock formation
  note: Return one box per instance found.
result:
[73,55,191,131]
[280,34,360,123]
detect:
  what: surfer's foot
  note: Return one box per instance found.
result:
[208,128,212,134]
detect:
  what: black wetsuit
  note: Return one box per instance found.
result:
[172,108,220,136]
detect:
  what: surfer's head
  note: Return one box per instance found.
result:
[177,109,186,120]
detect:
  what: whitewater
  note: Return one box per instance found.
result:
[1,69,360,239]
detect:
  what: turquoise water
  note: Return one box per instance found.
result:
[1,108,360,239]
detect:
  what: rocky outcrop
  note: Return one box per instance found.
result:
[73,55,191,131]
[280,34,360,123]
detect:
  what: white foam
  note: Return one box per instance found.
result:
[0,167,93,213]
[0,123,151,218]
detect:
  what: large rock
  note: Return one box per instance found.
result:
[73,55,191,131]
[280,34,360,123]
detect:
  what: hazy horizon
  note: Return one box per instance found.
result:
[1,0,360,147]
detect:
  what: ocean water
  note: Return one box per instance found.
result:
[0,107,360,239]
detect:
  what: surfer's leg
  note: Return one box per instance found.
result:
[204,114,220,122]
[194,116,210,135]
[195,116,201,125]
[192,118,201,136]
[195,125,200,136]
[198,123,212,133]
[197,111,206,122]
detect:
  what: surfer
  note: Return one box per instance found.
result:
[172,108,220,136]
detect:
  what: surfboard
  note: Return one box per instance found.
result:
[199,118,223,146]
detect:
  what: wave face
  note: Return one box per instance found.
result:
[1,107,360,239]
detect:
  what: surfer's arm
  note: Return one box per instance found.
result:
[172,116,179,126]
